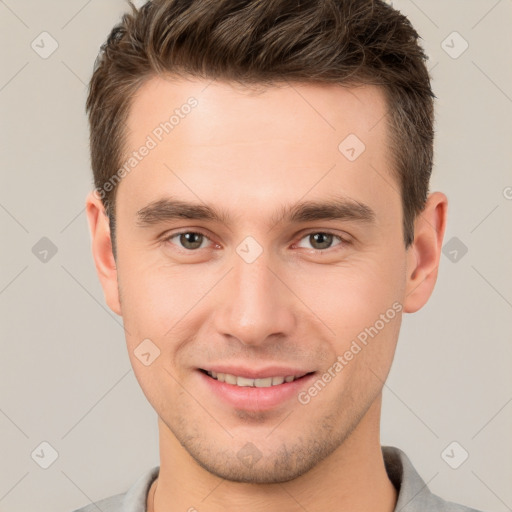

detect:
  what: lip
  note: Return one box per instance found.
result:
[199,365,312,379]
[197,369,317,411]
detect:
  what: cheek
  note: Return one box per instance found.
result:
[117,257,221,362]
[290,253,405,338]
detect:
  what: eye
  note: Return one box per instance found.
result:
[295,231,346,251]
[162,230,349,253]
[164,231,213,251]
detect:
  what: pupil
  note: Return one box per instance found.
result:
[181,233,202,249]
[311,233,332,249]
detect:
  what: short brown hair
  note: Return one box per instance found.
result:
[87,0,434,250]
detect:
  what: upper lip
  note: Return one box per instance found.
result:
[199,366,314,379]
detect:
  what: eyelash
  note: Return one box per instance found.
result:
[162,229,350,253]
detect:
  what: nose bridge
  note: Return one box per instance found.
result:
[213,245,295,346]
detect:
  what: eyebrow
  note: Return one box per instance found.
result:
[136,196,376,229]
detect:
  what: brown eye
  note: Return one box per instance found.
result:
[310,233,333,250]
[296,232,344,251]
[167,231,209,250]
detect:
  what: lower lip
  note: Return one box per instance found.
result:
[198,370,317,411]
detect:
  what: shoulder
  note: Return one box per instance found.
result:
[382,446,487,512]
[426,492,486,512]
[70,492,125,512]
[69,466,159,512]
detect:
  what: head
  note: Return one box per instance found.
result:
[86,0,447,483]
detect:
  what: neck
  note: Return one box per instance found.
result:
[149,397,397,512]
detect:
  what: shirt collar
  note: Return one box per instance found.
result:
[382,445,440,511]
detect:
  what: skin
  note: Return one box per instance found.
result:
[86,76,447,512]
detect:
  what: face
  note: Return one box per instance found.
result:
[89,76,440,484]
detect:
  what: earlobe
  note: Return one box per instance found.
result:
[85,191,122,316]
[403,192,448,313]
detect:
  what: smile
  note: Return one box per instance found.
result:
[202,369,309,388]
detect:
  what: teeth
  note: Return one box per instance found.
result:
[225,373,237,385]
[237,376,254,387]
[206,371,302,387]
[255,377,273,387]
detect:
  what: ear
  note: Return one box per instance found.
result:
[85,191,122,316]
[403,191,448,313]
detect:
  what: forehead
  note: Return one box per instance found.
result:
[118,76,397,229]
[127,76,389,149]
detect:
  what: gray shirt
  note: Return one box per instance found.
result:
[71,446,484,512]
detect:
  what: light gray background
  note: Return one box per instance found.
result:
[1,1,511,511]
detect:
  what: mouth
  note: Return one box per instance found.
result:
[195,362,319,411]
[199,368,313,388]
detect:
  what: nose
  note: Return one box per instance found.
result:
[212,248,297,347]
